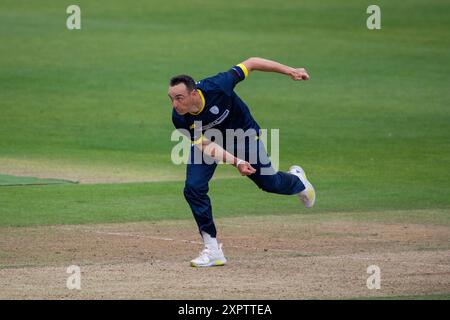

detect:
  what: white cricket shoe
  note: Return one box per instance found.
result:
[289,165,316,208]
[190,244,227,267]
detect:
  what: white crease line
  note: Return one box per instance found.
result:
[62,228,450,267]
[97,231,450,266]
[84,230,305,253]
[91,231,203,245]
[315,254,450,268]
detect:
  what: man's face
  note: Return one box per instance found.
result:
[168,83,195,115]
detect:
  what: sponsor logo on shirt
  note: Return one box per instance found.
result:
[202,110,230,130]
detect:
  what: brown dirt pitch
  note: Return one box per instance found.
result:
[1,213,449,299]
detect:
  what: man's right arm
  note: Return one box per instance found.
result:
[239,57,310,81]
[195,138,256,176]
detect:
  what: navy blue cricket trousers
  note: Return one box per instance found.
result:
[183,140,305,238]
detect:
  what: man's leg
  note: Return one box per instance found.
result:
[184,154,217,238]
[245,140,316,207]
[183,147,227,267]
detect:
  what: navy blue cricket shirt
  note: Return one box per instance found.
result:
[172,64,261,147]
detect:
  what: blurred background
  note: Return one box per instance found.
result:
[1,0,449,225]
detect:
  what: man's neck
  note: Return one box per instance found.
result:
[190,91,203,114]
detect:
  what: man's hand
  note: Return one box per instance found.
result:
[289,68,310,81]
[236,160,256,176]
[240,57,310,81]
[199,141,256,176]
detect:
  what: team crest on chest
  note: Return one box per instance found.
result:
[209,106,219,115]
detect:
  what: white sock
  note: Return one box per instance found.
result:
[201,231,218,251]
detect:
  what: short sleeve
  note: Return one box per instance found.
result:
[203,64,249,96]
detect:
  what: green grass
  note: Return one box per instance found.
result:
[0,174,76,186]
[1,0,449,227]
[1,178,449,227]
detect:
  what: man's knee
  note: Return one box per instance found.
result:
[254,174,280,193]
[183,180,208,199]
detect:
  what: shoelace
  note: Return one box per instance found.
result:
[198,248,213,260]
[197,244,223,260]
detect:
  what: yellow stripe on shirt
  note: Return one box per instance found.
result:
[236,63,249,78]
[192,133,204,145]
[189,89,206,115]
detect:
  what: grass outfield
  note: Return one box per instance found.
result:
[1,1,449,224]
[0,174,75,186]
[1,180,450,227]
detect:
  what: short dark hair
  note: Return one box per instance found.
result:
[169,75,196,92]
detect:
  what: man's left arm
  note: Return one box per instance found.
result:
[239,57,310,81]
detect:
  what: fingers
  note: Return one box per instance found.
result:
[297,72,309,80]
[292,68,309,81]
[237,162,257,176]
[240,164,256,176]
